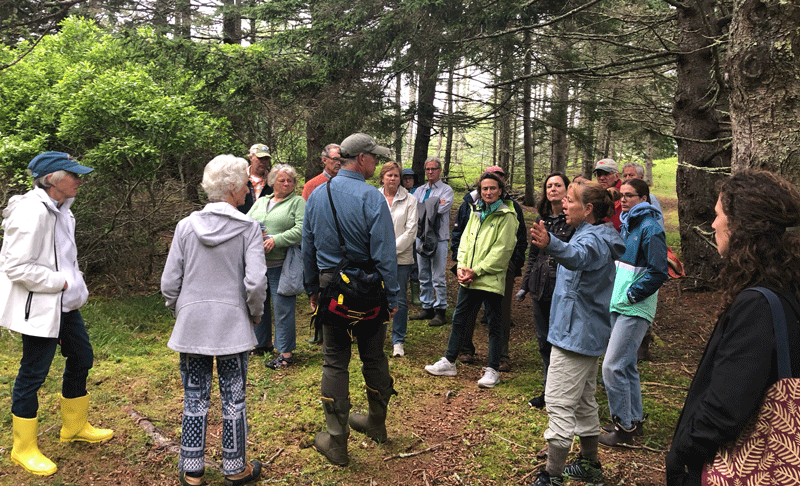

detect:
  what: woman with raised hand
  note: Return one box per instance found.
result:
[247,164,305,370]
[526,180,624,486]
[379,162,418,358]
[600,178,668,447]
[518,172,575,410]
[162,154,267,486]
[666,170,800,486]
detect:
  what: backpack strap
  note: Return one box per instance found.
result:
[326,181,349,259]
[750,287,792,379]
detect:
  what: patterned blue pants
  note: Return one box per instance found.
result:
[179,352,249,476]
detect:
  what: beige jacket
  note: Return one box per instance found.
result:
[380,186,418,265]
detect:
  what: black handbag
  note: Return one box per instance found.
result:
[310,182,390,334]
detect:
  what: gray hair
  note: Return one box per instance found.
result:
[33,170,70,190]
[321,143,340,158]
[424,156,442,169]
[267,163,298,187]
[201,154,249,202]
[623,162,644,178]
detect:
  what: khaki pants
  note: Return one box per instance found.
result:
[543,346,603,449]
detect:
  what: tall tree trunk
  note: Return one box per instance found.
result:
[444,67,455,178]
[222,0,241,44]
[305,120,324,182]
[412,49,439,175]
[523,29,536,206]
[729,0,800,182]
[673,0,731,283]
[175,0,190,39]
[550,73,570,174]
[394,70,403,167]
[497,43,514,175]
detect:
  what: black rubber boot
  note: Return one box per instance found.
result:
[308,325,322,345]
[428,308,447,327]
[314,398,350,466]
[349,380,397,443]
[410,308,435,320]
[599,416,636,447]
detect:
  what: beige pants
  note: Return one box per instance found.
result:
[543,346,603,449]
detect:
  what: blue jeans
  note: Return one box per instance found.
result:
[602,312,650,429]
[267,265,297,354]
[444,286,503,370]
[392,264,412,344]
[418,239,448,310]
[12,310,93,418]
[179,352,250,476]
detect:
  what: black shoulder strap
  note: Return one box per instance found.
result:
[750,287,792,379]
[326,181,349,259]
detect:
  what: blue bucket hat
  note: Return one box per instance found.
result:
[401,168,415,177]
[28,152,94,179]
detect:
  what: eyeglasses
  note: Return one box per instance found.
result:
[620,193,641,199]
[425,167,440,172]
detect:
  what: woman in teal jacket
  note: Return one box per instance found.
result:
[528,180,624,486]
[601,178,668,447]
[424,172,518,389]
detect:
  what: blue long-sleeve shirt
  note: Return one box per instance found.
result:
[302,169,399,308]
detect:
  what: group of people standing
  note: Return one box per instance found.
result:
[3,143,799,486]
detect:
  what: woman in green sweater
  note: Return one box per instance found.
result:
[247,164,305,369]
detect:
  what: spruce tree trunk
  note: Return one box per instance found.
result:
[673,0,731,283]
[729,0,800,183]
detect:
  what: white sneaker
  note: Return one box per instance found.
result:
[477,367,500,388]
[393,342,405,357]
[424,357,457,376]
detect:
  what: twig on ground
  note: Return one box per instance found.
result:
[494,433,528,449]
[384,443,443,461]
[125,406,220,470]
[606,442,665,453]
[264,448,284,466]
[641,381,687,390]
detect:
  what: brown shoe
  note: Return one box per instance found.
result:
[458,353,476,364]
[498,360,511,372]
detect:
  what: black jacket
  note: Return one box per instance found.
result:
[237,181,273,214]
[520,212,574,300]
[666,287,800,486]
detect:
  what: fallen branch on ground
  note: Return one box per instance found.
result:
[384,443,443,461]
[125,406,220,470]
[641,381,687,390]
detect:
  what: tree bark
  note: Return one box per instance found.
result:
[673,0,731,283]
[729,0,800,183]
[412,49,440,176]
[523,29,536,206]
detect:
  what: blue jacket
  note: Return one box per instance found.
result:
[545,221,625,356]
[302,169,399,308]
[610,202,669,320]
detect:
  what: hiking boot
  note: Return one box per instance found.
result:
[477,367,500,388]
[392,343,404,357]
[602,416,644,436]
[564,454,604,484]
[599,417,636,447]
[427,309,447,327]
[424,357,457,377]
[410,308,434,320]
[528,471,564,486]
[458,353,476,364]
[498,360,511,372]
[528,393,545,409]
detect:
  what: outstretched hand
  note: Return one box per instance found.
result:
[530,220,550,249]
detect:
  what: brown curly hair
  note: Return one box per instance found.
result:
[717,169,800,313]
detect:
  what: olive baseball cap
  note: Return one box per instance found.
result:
[339,133,391,158]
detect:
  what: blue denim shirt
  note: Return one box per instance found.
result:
[545,221,625,356]
[302,169,399,308]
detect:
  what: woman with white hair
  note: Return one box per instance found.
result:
[2,152,113,476]
[161,154,268,486]
[247,163,305,369]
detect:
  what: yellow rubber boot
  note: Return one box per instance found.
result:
[60,394,114,443]
[11,415,57,476]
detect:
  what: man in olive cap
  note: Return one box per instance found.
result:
[303,133,399,467]
[238,143,274,214]
[0,152,113,476]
